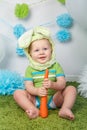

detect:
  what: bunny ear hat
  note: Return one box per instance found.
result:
[18,26,56,70]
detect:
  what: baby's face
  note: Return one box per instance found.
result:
[30,39,52,64]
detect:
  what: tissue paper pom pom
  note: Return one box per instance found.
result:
[56,29,71,42]
[0,70,25,95]
[13,24,26,38]
[16,47,25,56]
[57,0,65,4]
[15,3,29,19]
[78,66,87,98]
[56,13,73,28]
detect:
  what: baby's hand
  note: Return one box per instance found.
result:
[43,78,52,89]
[37,87,48,97]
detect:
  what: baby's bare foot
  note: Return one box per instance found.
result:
[59,108,74,120]
[26,108,39,119]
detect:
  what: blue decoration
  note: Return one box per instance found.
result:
[56,13,73,28]
[13,24,26,38]
[56,29,71,42]
[16,46,25,56]
[0,70,25,95]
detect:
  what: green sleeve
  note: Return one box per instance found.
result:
[25,66,33,81]
[55,62,65,77]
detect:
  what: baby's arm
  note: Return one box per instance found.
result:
[43,76,66,91]
[25,81,47,97]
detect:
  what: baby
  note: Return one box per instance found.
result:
[13,26,77,120]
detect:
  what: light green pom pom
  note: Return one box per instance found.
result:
[15,3,29,19]
[57,0,65,4]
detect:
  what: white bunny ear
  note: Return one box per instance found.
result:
[18,29,34,48]
[34,26,51,37]
[18,26,51,49]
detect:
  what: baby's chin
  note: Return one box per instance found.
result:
[38,59,50,64]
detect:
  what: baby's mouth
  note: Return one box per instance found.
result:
[39,56,46,60]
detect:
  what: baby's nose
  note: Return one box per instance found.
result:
[40,50,44,54]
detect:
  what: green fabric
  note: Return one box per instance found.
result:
[18,26,56,70]
[25,62,65,95]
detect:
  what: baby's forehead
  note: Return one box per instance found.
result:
[31,39,51,46]
[32,38,49,43]
[28,38,53,54]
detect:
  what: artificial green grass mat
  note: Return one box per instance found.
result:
[0,82,87,130]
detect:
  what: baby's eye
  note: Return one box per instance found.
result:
[34,49,39,52]
[43,48,48,50]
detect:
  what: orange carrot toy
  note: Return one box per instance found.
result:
[40,69,49,118]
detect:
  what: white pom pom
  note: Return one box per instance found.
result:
[78,66,87,98]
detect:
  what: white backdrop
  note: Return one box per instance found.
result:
[0,0,87,81]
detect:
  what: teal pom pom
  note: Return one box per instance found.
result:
[56,13,73,28]
[0,70,25,95]
[15,3,29,19]
[56,29,71,42]
[16,47,25,56]
[13,24,26,38]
